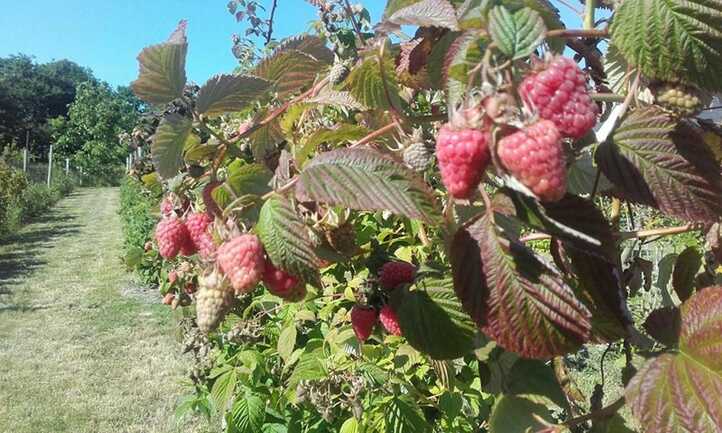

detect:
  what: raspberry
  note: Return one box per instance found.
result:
[179,237,197,256]
[379,305,402,336]
[162,292,174,305]
[263,259,301,299]
[351,306,377,343]
[654,82,706,116]
[329,61,350,85]
[497,120,567,202]
[216,234,265,295]
[519,55,598,139]
[185,212,216,259]
[403,141,434,172]
[160,197,174,216]
[378,261,416,290]
[435,124,491,199]
[196,272,234,333]
[155,217,191,259]
[168,271,178,285]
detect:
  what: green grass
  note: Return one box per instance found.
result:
[0,188,213,433]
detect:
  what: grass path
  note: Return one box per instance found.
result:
[0,188,206,433]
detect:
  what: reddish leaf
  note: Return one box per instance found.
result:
[672,247,703,302]
[626,286,722,433]
[596,108,722,223]
[451,213,591,359]
[643,306,681,347]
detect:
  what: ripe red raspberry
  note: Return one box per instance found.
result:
[498,120,567,202]
[263,259,301,299]
[379,305,402,336]
[216,234,265,295]
[519,55,598,139]
[155,217,191,259]
[378,261,416,290]
[185,212,216,259]
[179,237,197,256]
[351,306,378,343]
[435,124,491,199]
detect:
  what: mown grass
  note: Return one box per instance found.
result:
[0,188,213,433]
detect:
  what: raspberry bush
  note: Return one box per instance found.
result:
[125,1,722,432]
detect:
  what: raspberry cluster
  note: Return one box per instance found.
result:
[519,55,598,140]
[435,124,491,199]
[498,120,566,202]
[654,83,705,116]
[216,234,266,295]
[378,261,416,290]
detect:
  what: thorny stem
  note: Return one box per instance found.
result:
[591,92,626,103]
[564,397,625,427]
[265,0,278,46]
[343,0,365,48]
[584,0,596,31]
[546,28,608,39]
[519,224,701,243]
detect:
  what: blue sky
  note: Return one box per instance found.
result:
[0,1,582,88]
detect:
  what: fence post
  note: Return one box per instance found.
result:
[47,145,53,187]
[65,158,70,175]
[23,147,28,172]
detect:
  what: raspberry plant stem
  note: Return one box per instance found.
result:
[519,224,700,243]
[584,0,596,31]
[546,29,608,39]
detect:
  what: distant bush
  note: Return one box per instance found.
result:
[0,159,77,237]
[118,176,162,284]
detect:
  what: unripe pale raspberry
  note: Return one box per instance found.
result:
[498,120,567,202]
[160,197,174,216]
[653,82,707,116]
[329,61,350,85]
[435,124,491,199]
[196,272,234,333]
[263,259,301,299]
[351,306,378,343]
[155,217,191,259]
[185,212,216,259]
[216,234,265,294]
[378,261,416,290]
[403,141,434,172]
[379,305,402,336]
[519,55,598,139]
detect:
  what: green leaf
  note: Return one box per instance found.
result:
[262,424,287,433]
[450,213,592,359]
[257,195,321,286]
[124,247,144,268]
[151,113,192,179]
[384,397,430,433]
[196,74,271,117]
[345,51,401,111]
[287,345,326,390]
[210,369,237,413]
[596,107,722,223]
[131,21,187,105]
[672,247,703,302]
[626,286,722,433]
[297,124,371,168]
[274,34,334,64]
[488,6,546,60]
[340,417,361,433]
[391,278,476,360]
[488,394,555,433]
[296,148,441,224]
[277,324,297,364]
[610,0,722,91]
[226,161,273,197]
[443,32,486,110]
[229,391,265,433]
[438,392,463,421]
[385,0,459,30]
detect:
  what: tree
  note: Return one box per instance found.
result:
[50,81,142,178]
[0,55,94,153]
